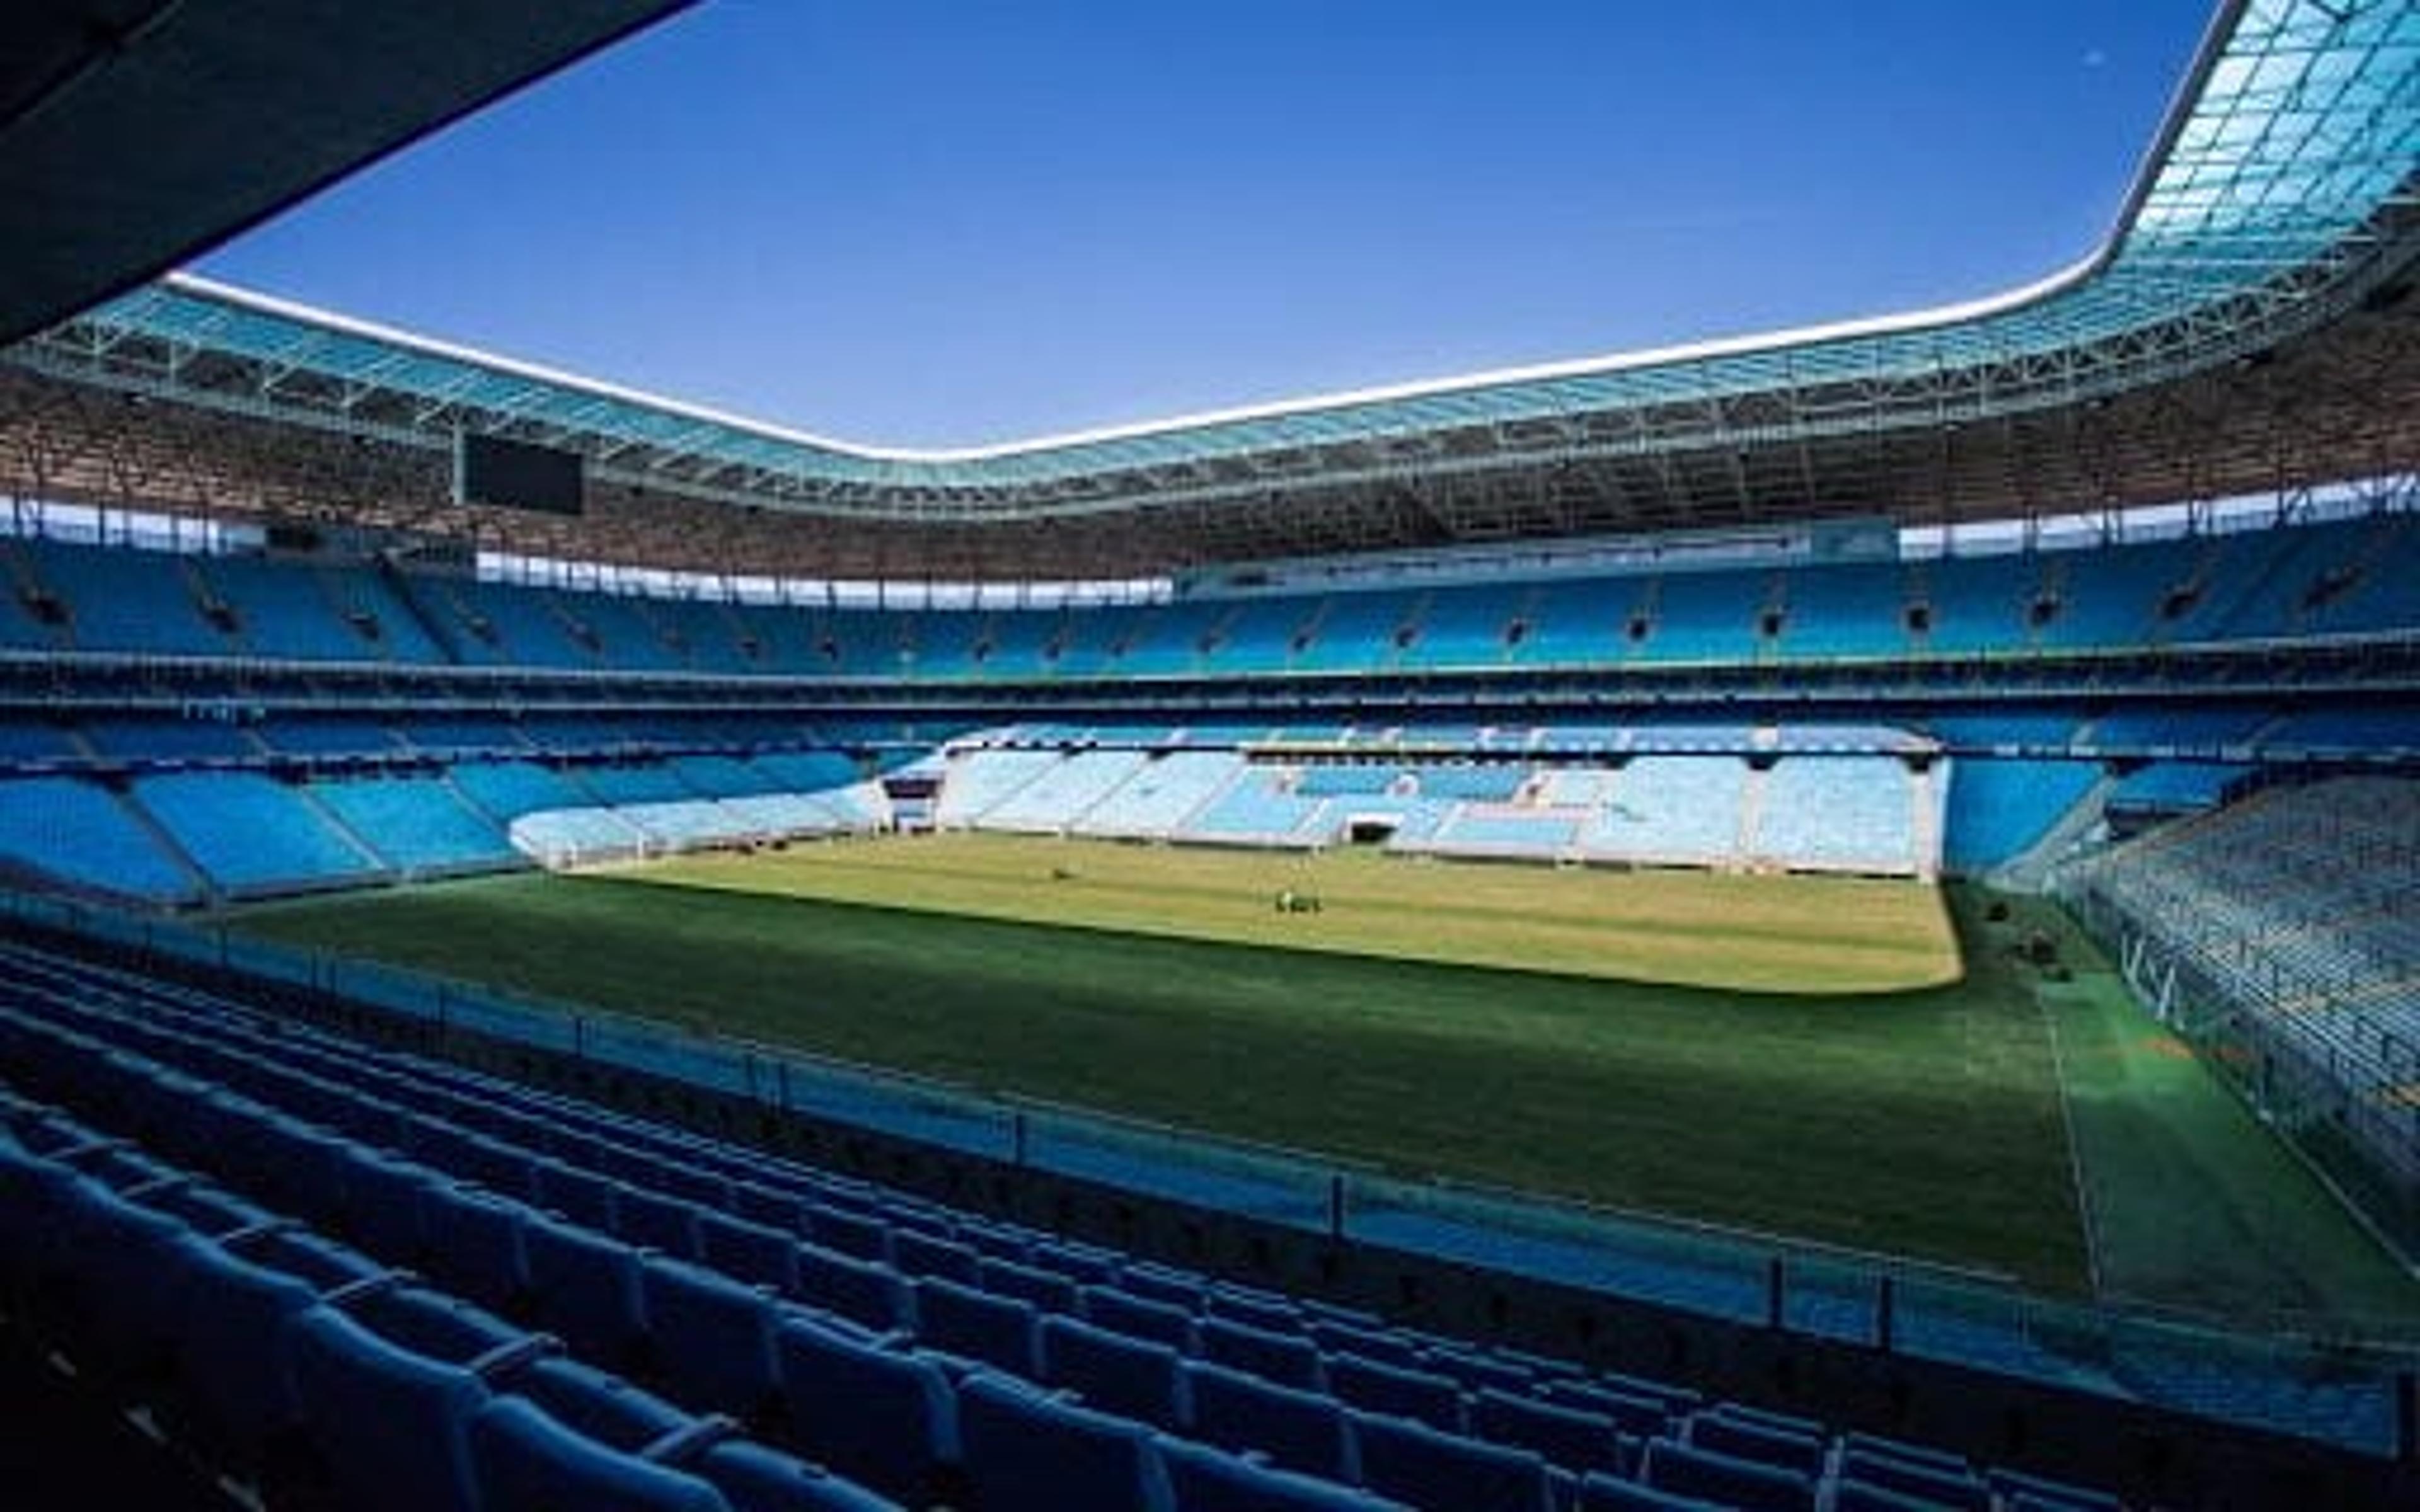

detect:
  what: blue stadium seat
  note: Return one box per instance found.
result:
[616,1181,707,1259]
[978,1253,1083,1314]
[340,1281,529,1367]
[418,1179,532,1315]
[509,1353,699,1452]
[1836,1436,1988,1511]
[1037,1312,1187,1426]
[803,1201,894,1263]
[534,1153,626,1231]
[955,1370,1171,1512]
[162,1237,324,1474]
[1471,1387,1629,1477]
[1326,1349,1466,1432]
[287,1304,490,1512]
[772,1317,960,1501]
[1080,1284,1198,1351]
[891,1226,982,1285]
[1574,1470,1728,1511]
[1156,1436,1410,1512]
[522,1212,651,1367]
[1642,1437,1816,1512]
[1833,1476,1982,1512]
[643,1255,786,1420]
[1347,1407,1558,1512]
[1199,1314,1326,1390]
[794,1240,913,1333]
[696,1439,911,1512]
[1180,1359,1356,1481]
[470,1395,734,1512]
[911,1274,1042,1377]
[700,1210,806,1294]
[1688,1410,1828,1477]
[1544,1378,1683,1438]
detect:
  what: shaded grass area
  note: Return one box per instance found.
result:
[241,867,2084,1289]
[631,837,1961,995]
[2015,898,2420,1331]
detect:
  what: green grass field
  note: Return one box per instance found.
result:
[638,835,1962,993]
[236,836,2420,1324]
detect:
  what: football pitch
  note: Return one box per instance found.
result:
[238,836,2419,1322]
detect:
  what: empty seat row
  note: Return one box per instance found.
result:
[0,1088,901,1512]
[0,941,2130,1512]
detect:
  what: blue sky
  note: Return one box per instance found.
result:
[197,0,2215,448]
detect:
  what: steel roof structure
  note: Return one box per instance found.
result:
[3,0,2417,578]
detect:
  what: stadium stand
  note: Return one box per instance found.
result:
[1,1,2417,1501]
[2060,777,2420,1204]
[1076,751,1250,839]
[0,920,2407,1506]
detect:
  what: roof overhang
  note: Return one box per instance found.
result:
[0,0,694,348]
[3,0,2417,576]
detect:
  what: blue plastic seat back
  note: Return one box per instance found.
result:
[289,1304,490,1512]
[1327,1351,1465,1433]
[890,1227,981,1285]
[1199,1315,1324,1391]
[469,1395,734,1512]
[512,1354,698,1452]
[1834,1475,1984,1512]
[533,1155,624,1230]
[700,1210,804,1293]
[1180,1360,1354,1481]
[773,1317,959,1499]
[802,1203,892,1263]
[1037,1313,1185,1426]
[1575,1470,1728,1512]
[1837,1443,1988,1512]
[698,1439,913,1512]
[418,1180,531,1315]
[911,1275,1039,1377]
[616,1183,705,1260]
[956,1371,1168,1512]
[977,1255,1081,1315]
[795,1240,911,1332]
[1080,1285,1197,1351]
[168,1237,321,1468]
[1472,1387,1628,1479]
[337,1148,439,1266]
[1158,1437,1411,1512]
[343,1283,528,1367]
[1349,1407,1555,1512]
[1644,1438,1817,1512]
[643,1256,783,1418]
[62,1181,192,1375]
[1690,1412,1828,1478]
[524,1213,649,1366]
[1544,1380,1678,1440]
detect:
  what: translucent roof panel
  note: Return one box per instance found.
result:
[29,0,2420,514]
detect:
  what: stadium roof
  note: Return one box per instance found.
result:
[0,0,693,350]
[3,0,2418,578]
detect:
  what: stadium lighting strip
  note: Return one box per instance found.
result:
[8,0,2419,527]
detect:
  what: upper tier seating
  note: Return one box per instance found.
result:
[9,513,2419,677]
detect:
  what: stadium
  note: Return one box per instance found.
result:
[1,0,2418,1508]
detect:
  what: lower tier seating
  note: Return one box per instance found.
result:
[0,937,2146,1511]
